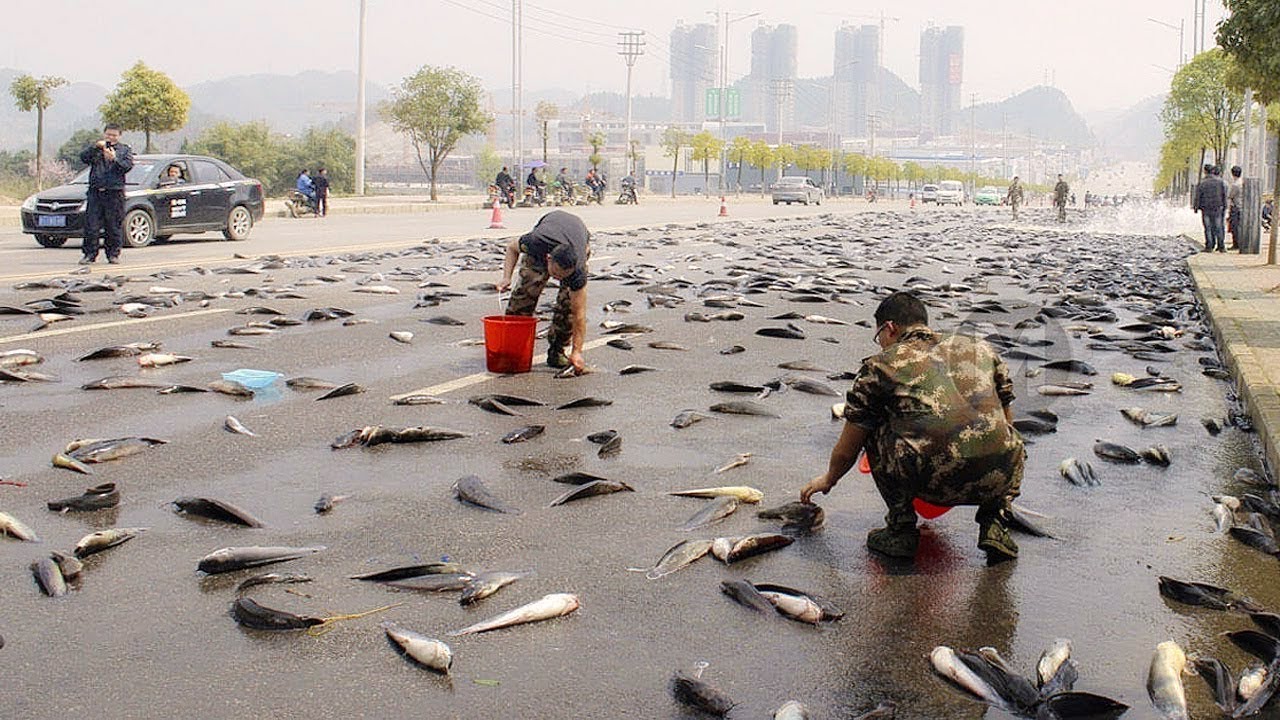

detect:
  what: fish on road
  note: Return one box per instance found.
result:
[449,592,579,636]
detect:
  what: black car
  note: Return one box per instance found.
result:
[20,154,265,248]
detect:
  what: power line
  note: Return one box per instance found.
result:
[440,0,615,50]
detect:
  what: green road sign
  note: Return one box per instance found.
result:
[725,89,740,118]
[705,88,720,117]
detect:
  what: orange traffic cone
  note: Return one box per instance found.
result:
[718,196,728,217]
[487,198,505,229]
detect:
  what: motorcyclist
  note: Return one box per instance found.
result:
[494,166,515,206]
[296,169,316,209]
[620,172,638,205]
[585,169,605,203]
[555,166,574,202]
[526,168,546,204]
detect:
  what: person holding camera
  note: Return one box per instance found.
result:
[77,124,133,264]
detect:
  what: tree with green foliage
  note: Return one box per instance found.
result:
[186,122,356,196]
[587,131,606,171]
[58,129,100,172]
[773,144,795,180]
[292,127,356,194]
[660,127,687,198]
[476,146,504,187]
[689,131,724,194]
[381,65,492,201]
[535,101,558,164]
[746,140,774,197]
[1218,0,1280,263]
[1159,50,1245,172]
[10,74,67,189]
[100,62,189,153]
[843,153,867,184]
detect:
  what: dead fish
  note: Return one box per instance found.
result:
[136,353,192,368]
[713,533,794,563]
[51,452,94,475]
[228,325,277,336]
[286,377,339,390]
[783,377,840,396]
[224,416,256,436]
[0,511,39,542]
[423,315,466,326]
[714,453,753,473]
[208,379,254,397]
[1121,407,1178,428]
[758,590,824,624]
[1037,384,1092,396]
[460,570,529,606]
[350,562,470,582]
[1230,526,1280,555]
[803,315,847,325]
[606,338,634,350]
[931,645,1008,710]
[631,538,713,580]
[710,401,779,418]
[850,701,899,719]
[231,596,324,631]
[1202,417,1225,435]
[383,574,474,593]
[172,497,264,528]
[671,486,763,503]
[778,360,829,372]
[76,343,160,361]
[393,394,445,406]
[0,348,43,367]
[236,572,314,593]
[1013,418,1057,435]
[68,436,166,464]
[757,501,826,533]
[683,496,740,530]
[556,397,613,409]
[314,494,350,514]
[81,375,170,390]
[619,364,657,375]
[753,583,844,620]
[549,480,634,506]
[1093,441,1142,464]
[453,475,521,514]
[211,340,258,349]
[449,592,580,635]
[720,579,777,615]
[648,341,688,351]
[353,284,400,295]
[198,545,325,574]
[602,323,653,335]
[1060,458,1100,486]
[710,381,767,394]
[720,345,745,355]
[389,331,414,344]
[756,327,805,340]
[1042,359,1098,376]
[1157,576,1258,612]
[382,622,453,673]
[501,425,545,444]
[1007,503,1055,538]
[73,527,147,557]
[672,409,711,429]
[31,557,67,597]
[670,668,735,716]
[47,482,119,512]
[470,393,545,407]
[551,472,610,485]
[1148,641,1189,720]
[316,383,365,400]
[1141,445,1172,467]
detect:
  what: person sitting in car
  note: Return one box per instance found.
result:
[158,164,186,186]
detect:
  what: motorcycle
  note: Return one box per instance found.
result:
[520,184,546,207]
[285,190,317,218]
[487,183,516,209]
[616,181,638,205]
[552,181,583,207]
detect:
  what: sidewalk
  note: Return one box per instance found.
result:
[1188,249,1280,474]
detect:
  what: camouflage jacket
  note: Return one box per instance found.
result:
[1007,181,1024,203]
[843,325,1022,476]
[1053,181,1069,203]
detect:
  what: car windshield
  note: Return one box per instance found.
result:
[68,163,156,186]
[779,178,805,185]
[980,187,997,193]
[940,182,962,190]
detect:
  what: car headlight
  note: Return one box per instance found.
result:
[21,195,37,212]
[76,201,87,212]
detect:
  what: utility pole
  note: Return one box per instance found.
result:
[772,78,792,181]
[512,0,524,196]
[1242,89,1254,174]
[354,0,367,196]
[618,31,645,176]
[1001,111,1008,178]
[969,93,978,197]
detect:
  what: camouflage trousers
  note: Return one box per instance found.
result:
[866,430,1024,530]
[506,255,573,351]
[1010,201,1020,220]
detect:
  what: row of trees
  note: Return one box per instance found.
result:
[183,123,355,195]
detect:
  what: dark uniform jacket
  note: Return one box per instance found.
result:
[79,142,134,190]
[1193,175,1227,214]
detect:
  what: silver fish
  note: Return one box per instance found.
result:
[0,511,40,541]
[671,409,711,429]
[453,475,521,514]
[683,496,740,530]
[631,539,713,580]
[1147,641,1189,720]
[449,592,580,635]
[172,497,264,528]
[1037,638,1073,688]
[224,416,256,436]
[460,570,529,605]
[931,645,1007,709]
[759,590,823,624]
[73,527,147,558]
[383,622,452,674]
[389,331,414,344]
[31,557,67,597]
[671,486,763,503]
[197,545,324,574]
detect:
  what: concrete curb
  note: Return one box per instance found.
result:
[1187,253,1280,477]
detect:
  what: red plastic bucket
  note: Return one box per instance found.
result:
[483,315,537,374]
[857,452,953,519]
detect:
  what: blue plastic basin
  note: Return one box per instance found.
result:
[221,369,283,389]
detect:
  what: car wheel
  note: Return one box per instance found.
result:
[816,197,822,206]
[223,205,253,240]
[123,209,155,248]
[773,200,779,205]
[35,234,67,248]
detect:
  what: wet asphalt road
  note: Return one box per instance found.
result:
[0,205,1272,719]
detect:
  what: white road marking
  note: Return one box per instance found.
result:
[0,308,232,345]
[388,336,617,401]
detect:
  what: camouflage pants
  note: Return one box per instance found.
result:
[506,255,573,351]
[1010,201,1020,220]
[866,430,1024,530]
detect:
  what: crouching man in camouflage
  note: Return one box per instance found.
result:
[800,292,1024,563]
[497,210,590,373]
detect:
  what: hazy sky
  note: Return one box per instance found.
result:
[6,0,1227,114]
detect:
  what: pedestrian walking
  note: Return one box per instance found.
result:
[77,124,133,265]
[1053,175,1069,223]
[313,167,330,218]
[799,292,1025,563]
[1227,165,1242,250]
[1192,164,1228,253]
[497,210,591,373]
[1006,176,1024,221]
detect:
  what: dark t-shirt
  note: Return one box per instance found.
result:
[518,210,589,291]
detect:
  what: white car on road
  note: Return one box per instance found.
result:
[936,180,965,206]
[772,176,824,206]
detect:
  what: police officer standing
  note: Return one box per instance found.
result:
[78,123,133,264]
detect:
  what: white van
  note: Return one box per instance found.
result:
[937,180,965,206]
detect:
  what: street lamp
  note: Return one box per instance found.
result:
[1147,17,1185,71]
[710,10,760,191]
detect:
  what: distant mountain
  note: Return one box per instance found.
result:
[1089,94,1165,161]
[972,86,1094,147]
[0,69,107,152]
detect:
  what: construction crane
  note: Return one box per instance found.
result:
[819,11,900,70]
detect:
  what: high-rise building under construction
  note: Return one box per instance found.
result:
[669,21,718,123]
[833,23,879,136]
[919,25,963,136]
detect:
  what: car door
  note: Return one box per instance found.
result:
[189,160,234,226]
[153,163,196,228]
